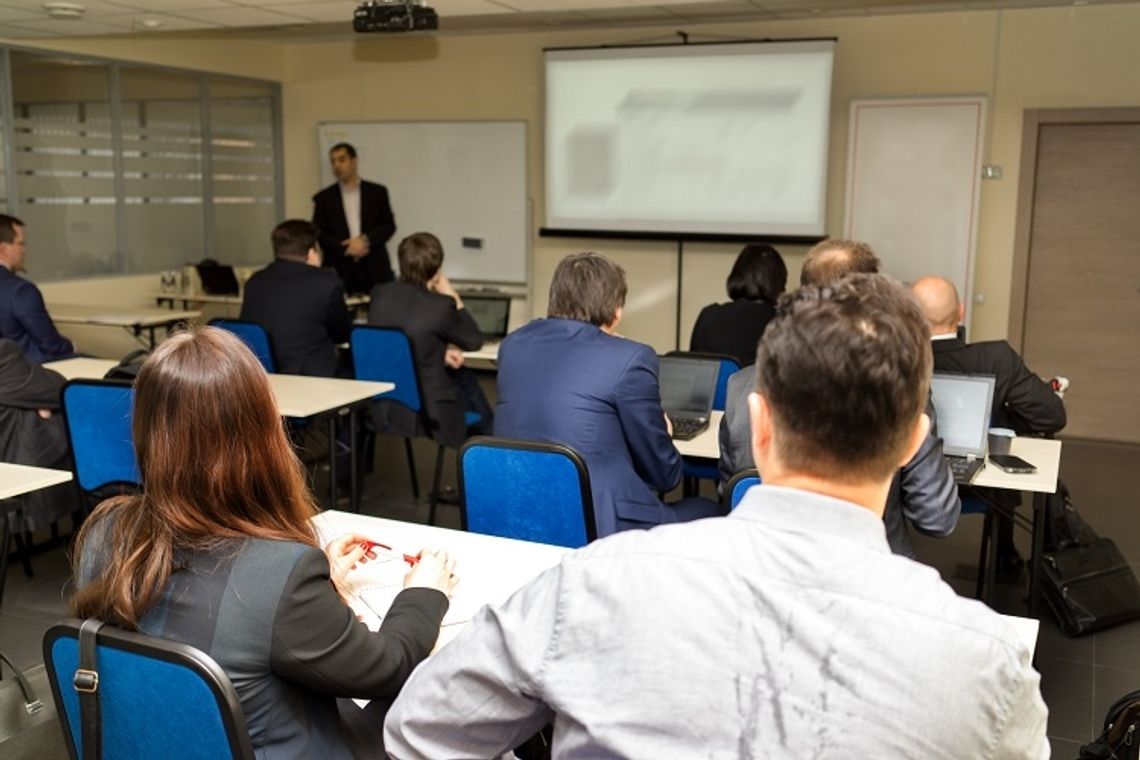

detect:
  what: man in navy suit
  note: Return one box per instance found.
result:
[311,142,397,295]
[494,252,722,537]
[0,214,75,363]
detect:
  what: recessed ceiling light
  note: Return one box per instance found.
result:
[43,1,86,19]
[134,18,164,29]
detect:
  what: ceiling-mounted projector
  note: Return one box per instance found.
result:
[353,0,438,33]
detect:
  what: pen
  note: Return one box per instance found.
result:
[360,541,418,566]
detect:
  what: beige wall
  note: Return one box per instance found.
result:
[14,3,1140,355]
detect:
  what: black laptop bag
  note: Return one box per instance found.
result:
[1079,689,1140,760]
[1041,485,1140,637]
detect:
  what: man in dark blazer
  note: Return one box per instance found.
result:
[913,274,1066,575]
[0,214,75,363]
[240,219,351,378]
[312,142,397,295]
[368,232,488,448]
[719,239,960,557]
[495,252,722,538]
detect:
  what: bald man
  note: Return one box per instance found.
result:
[912,275,1066,577]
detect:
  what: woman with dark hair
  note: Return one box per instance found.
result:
[689,243,787,366]
[71,327,456,759]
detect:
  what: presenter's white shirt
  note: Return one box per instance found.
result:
[339,181,361,240]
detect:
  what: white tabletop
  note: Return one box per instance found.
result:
[674,410,722,459]
[154,292,370,308]
[44,357,117,381]
[269,375,393,418]
[314,511,569,653]
[0,463,72,500]
[972,437,1062,494]
[49,303,201,327]
[463,341,500,364]
[44,358,394,419]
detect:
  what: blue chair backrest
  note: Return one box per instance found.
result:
[62,381,140,493]
[209,319,275,373]
[713,357,742,411]
[43,619,254,760]
[459,437,596,548]
[725,469,761,511]
[351,326,422,412]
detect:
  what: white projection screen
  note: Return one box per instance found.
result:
[544,40,835,238]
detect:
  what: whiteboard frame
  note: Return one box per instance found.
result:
[317,120,529,286]
[843,96,987,336]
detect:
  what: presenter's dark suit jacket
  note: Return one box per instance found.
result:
[312,181,397,295]
[494,318,684,538]
[78,522,447,760]
[368,282,483,448]
[931,337,1066,435]
[689,298,777,367]
[0,266,74,363]
[719,364,960,557]
[240,259,352,378]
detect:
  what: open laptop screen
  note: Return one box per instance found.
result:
[659,357,719,417]
[463,295,511,341]
[930,373,996,458]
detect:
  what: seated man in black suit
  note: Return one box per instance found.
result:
[912,274,1066,575]
[368,232,491,447]
[240,219,352,378]
[721,239,960,558]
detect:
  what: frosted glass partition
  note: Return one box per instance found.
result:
[121,67,205,273]
[209,79,278,267]
[10,52,116,279]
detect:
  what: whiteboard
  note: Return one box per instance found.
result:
[844,97,986,329]
[317,121,528,284]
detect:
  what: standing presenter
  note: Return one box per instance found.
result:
[312,142,397,295]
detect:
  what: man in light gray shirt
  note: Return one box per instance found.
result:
[384,274,1048,759]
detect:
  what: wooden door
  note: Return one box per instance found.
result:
[1017,115,1140,443]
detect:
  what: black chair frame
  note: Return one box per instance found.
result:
[722,467,760,509]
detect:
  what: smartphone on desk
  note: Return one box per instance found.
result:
[989,454,1037,474]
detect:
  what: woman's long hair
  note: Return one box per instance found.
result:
[71,327,319,629]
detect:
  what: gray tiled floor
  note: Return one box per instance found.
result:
[3,435,1138,757]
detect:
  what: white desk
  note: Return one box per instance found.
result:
[314,511,568,653]
[44,358,394,513]
[674,410,722,460]
[155,291,370,314]
[970,436,1063,617]
[49,303,202,350]
[462,340,500,367]
[0,463,72,501]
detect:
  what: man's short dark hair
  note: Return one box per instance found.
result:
[756,273,931,482]
[329,142,357,159]
[800,239,880,287]
[727,244,787,303]
[547,252,627,327]
[271,220,319,261]
[0,214,25,244]
[397,232,444,286]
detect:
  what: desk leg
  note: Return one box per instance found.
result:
[328,414,338,509]
[350,409,359,513]
[1028,491,1047,617]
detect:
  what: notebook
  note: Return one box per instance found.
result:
[659,356,719,441]
[195,263,240,296]
[929,372,997,484]
[462,293,512,341]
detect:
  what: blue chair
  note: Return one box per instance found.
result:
[352,326,474,524]
[209,319,276,374]
[61,380,140,503]
[666,351,742,496]
[459,437,596,548]
[724,468,760,511]
[43,619,254,759]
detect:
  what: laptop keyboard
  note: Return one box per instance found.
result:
[671,417,710,441]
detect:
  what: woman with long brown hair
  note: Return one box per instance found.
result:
[72,327,456,758]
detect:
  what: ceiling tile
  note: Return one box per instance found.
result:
[94,11,219,28]
[170,4,312,24]
[1,17,124,33]
[99,0,237,11]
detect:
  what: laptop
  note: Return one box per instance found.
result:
[195,263,240,296]
[929,372,997,484]
[462,294,512,342]
[659,356,719,441]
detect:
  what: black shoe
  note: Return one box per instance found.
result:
[995,551,1025,582]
